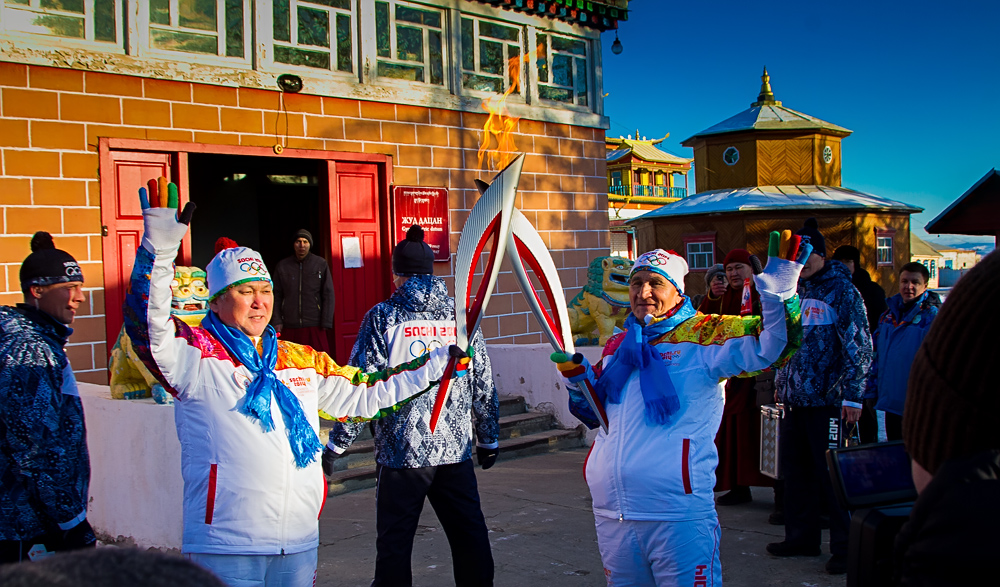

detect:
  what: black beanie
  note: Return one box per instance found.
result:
[832,245,861,265]
[294,229,313,248]
[796,218,826,257]
[392,225,434,276]
[904,250,1000,475]
[19,232,83,290]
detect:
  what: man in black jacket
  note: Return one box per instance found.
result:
[271,229,336,354]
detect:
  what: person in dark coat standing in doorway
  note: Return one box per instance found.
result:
[271,229,335,354]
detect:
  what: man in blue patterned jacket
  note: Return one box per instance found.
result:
[767,218,873,575]
[327,225,499,587]
[0,232,96,563]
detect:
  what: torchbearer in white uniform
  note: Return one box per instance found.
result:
[124,183,466,587]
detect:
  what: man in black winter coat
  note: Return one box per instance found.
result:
[271,229,336,354]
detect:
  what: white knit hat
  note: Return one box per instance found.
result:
[206,246,272,300]
[631,249,689,293]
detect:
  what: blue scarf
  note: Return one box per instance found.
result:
[202,311,323,468]
[595,298,696,426]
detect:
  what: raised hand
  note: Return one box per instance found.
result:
[550,351,596,388]
[139,176,195,254]
[754,230,815,300]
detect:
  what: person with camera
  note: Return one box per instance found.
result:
[766,219,873,575]
[0,232,96,563]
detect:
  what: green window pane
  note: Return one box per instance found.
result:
[308,0,350,8]
[336,13,352,72]
[225,0,243,57]
[462,73,502,93]
[508,43,521,91]
[552,35,585,56]
[536,34,548,83]
[150,0,170,25]
[273,0,290,42]
[375,2,390,58]
[378,61,423,83]
[395,5,439,28]
[7,0,30,5]
[275,45,331,69]
[152,29,218,54]
[40,0,84,13]
[479,21,518,41]
[95,0,116,42]
[552,54,572,87]
[461,18,474,71]
[479,39,502,75]
[429,30,442,85]
[396,25,422,62]
[297,6,329,48]
[539,85,572,103]
[29,13,85,38]
[179,0,218,32]
[575,57,587,105]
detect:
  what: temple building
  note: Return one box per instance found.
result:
[628,69,921,296]
[0,0,629,379]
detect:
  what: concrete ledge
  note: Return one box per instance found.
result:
[80,383,183,551]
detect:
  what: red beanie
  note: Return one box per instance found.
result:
[723,249,752,267]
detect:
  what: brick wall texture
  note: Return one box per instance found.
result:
[0,62,610,383]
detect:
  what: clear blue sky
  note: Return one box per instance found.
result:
[599,0,999,245]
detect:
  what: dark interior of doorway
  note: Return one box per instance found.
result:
[186,153,324,271]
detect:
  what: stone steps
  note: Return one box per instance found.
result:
[323,395,585,496]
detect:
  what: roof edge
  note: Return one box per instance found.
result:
[925,168,999,233]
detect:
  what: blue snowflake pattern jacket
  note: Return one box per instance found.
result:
[864,291,940,416]
[330,275,499,468]
[0,305,89,540]
[776,260,873,408]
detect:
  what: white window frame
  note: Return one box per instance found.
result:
[258,0,358,78]
[457,13,525,99]
[365,0,449,88]
[686,241,715,271]
[876,236,893,266]
[0,0,125,52]
[135,0,252,67]
[533,28,591,110]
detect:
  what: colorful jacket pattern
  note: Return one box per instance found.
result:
[330,275,498,468]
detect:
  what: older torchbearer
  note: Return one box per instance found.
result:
[553,235,810,587]
[124,182,464,586]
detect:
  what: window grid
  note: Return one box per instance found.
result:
[686,242,714,270]
[536,31,589,107]
[145,0,250,61]
[374,0,445,86]
[459,15,524,96]
[0,0,121,45]
[877,236,893,266]
[271,0,355,73]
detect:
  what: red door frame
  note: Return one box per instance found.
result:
[98,138,394,358]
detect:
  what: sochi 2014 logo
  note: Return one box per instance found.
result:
[240,260,268,276]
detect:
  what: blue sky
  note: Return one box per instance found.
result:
[599,0,999,245]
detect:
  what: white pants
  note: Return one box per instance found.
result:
[188,549,317,587]
[595,516,722,587]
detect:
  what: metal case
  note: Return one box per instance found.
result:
[760,403,784,479]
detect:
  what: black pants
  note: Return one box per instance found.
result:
[0,528,94,564]
[884,412,903,442]
[780,405,851,556]
[372,459,494,587]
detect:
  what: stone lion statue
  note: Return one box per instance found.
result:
[567,256,633,346]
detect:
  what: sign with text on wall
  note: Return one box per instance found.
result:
[392,186,450,262]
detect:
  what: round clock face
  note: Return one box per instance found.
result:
[823,145,833,164]
[723,146,739,166]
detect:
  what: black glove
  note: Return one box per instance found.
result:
[477,446,499,470]
[322,446,340,477]
[60,519,96,552]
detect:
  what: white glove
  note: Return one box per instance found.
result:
[754,257,803,301]
[141,207,188,255]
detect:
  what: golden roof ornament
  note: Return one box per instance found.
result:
[751,67,782,107]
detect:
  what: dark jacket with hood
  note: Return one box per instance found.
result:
[0,305,90,541]
[852,268,888,334]
[330,275,499,468]
[271,252,335,330]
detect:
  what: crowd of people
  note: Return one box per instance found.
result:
[1,190,996,587]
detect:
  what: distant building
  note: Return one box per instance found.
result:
[627,69,920,295]
[910,233,943,288]
[605,133,692,259]
[926,168,1000,246]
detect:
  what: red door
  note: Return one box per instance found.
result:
[325,161,390,363]
[99,150,189,356]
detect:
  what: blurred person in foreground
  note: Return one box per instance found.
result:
[893,250,1000,586]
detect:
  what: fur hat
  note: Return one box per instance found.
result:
[796,218,826,257]
[206,243,271,301]
[832,245,861,265]
[392,225,434,276]
[704,264,726,287]
[20,232,83,290]
[723,249,752,268]
[631,249,689,293]
[903,250,1000,475]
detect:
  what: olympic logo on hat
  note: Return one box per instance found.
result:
[65,265,82,277]
[240,261,267,276]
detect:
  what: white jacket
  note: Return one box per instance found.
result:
[125,244,449,555]
[583,293,798,522]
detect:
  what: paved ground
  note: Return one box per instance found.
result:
[318,448,847,587]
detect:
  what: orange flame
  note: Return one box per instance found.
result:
[477,50,532,173]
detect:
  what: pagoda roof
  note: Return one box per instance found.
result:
[626,185,921,223]
[910,233,942,257]
[467,0,628,31]
[607,137,692,166]
[681,68,851,145]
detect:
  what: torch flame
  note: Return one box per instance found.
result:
[478,50,531,173]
